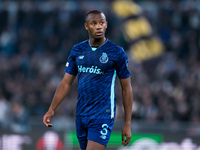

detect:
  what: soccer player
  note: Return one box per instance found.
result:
[43,9,133,150]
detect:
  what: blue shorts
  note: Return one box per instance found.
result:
[75,117,114,149]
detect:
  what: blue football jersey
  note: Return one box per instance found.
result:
[65,39,130,119]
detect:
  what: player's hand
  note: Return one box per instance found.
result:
[43,110,54,127]
[122,123,131,146]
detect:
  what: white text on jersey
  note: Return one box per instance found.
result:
[78,65,104,74]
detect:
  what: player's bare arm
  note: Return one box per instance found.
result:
[120,77,133,146]
[43,73,76,127]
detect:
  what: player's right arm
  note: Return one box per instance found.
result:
[43,73,76,127]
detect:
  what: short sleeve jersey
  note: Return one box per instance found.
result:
[65,39,130,119]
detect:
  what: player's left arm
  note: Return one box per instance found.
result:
[120,76,133,146]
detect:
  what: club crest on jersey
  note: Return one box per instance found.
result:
[99,53,109,63]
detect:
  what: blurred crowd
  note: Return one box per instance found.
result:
[0,0,200,134]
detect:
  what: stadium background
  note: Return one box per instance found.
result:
[0,0,200,149]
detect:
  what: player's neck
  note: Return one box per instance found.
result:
[89,37,106,47]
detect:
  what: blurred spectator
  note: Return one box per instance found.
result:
[0,97,10,128]
[10,102,29,133]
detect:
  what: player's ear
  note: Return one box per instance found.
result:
[85,23,88,30]
[105,21,108,29]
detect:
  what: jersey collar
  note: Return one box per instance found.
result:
[88,39,109,51]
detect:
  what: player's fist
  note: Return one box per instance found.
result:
[43,110,54,127]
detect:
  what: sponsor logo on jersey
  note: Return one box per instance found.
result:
[78,65,104,74]
[99,53,109,63]
[78,55,84,59]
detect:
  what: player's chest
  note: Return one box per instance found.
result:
[75,50,114,71]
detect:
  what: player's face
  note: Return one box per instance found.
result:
[85,13,107,40]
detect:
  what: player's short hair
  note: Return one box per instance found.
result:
[85,9,106,22]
